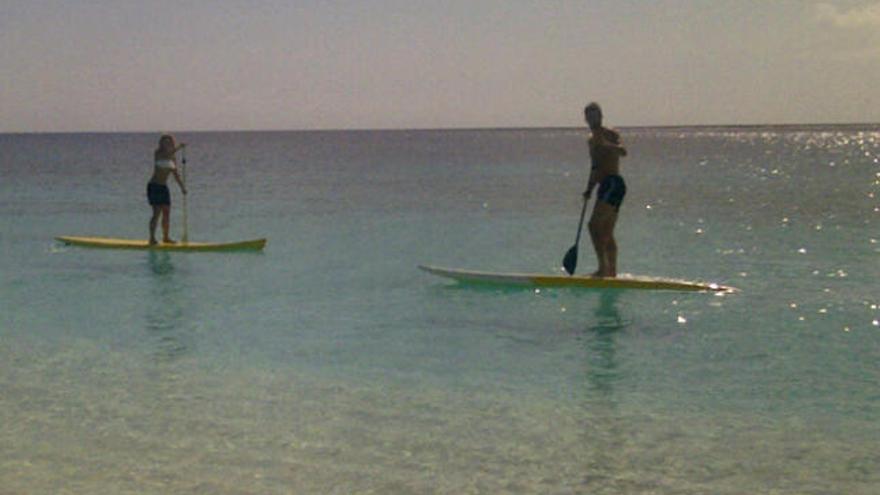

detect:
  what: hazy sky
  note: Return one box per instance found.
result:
[2,0,879,132]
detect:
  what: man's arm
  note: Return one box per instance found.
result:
[599,129,627,156]
[584,139,598,198]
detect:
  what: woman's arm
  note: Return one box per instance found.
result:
[171,169,187,194]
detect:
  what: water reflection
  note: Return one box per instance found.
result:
[145,252,193,362]
[148,250,175,276]
[583,290,627,395]
[577,291,630,488]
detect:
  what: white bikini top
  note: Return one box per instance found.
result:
[154,159,176,170]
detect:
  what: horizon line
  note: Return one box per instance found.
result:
[3,121,879,135]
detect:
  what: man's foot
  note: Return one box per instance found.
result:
[162,238,177,244]
[149,238,158,246]
[591,269,616,278]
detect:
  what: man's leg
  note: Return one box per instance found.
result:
[589,201,618,277]
[605,212,619,277]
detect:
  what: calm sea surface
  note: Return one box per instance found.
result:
[1,127,878,493]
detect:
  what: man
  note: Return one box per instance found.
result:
[583,103,627,277]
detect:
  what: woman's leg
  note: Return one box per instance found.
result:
[149,205,161,244]
[161,205,174,243]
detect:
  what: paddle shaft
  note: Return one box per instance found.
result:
[181,148,188,243]
[572,196,588,247]
[562,195,590,275]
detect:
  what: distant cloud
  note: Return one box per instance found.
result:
[815,2,880,28]
[810,2,880,61]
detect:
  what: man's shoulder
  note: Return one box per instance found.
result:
[603,127,621,143]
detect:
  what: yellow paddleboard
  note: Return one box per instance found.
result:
[56,236,266,252]
[419,265,736,293]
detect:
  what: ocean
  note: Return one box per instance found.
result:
[1,126,878,493]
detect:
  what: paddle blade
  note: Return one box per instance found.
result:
[562,244,578,275]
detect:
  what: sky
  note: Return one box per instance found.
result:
[1,0,879,132]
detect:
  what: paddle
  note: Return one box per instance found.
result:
[181,146,189,244]
[562,197,588,275]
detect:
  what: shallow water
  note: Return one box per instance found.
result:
[1,127,878,493]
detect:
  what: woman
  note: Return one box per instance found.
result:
[147,134,187,245]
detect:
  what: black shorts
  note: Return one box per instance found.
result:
[597,175,626,210]
[147,182,170,206]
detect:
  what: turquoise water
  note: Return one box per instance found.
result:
[1,127,878,493]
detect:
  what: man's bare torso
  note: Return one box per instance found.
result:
[589,127,623,182]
